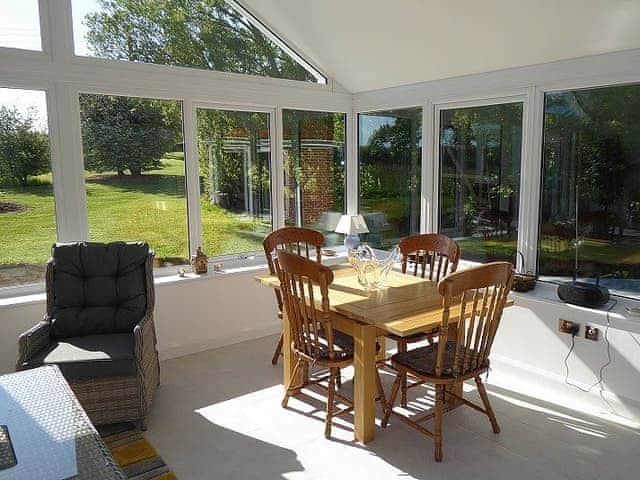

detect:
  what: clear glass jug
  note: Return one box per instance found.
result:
[348,245,400,289]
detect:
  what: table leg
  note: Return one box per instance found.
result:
[376,335,387,363]
[353,322,377,444]
[282,310,300,391]
[445,323,463,404]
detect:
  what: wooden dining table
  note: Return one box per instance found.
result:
[255,263,511,444]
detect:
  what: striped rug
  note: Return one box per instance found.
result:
[101,426,176,480]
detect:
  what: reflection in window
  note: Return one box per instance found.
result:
[80,94,189,266]
[539,84,640,299]
[0,0,41,51]
[197,108,271,256]
[0,88,55,287]
[283,110,345,246]
[358,108,422,249]
[71,0,324,83]
[439,103,523,264]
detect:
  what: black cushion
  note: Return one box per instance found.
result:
[22,333,136,379]
[316,329,381,361]
[50,242,149,338]
[391,341,488,377]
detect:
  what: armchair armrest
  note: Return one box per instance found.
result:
[17,319,51,370]
[133,311,160,416]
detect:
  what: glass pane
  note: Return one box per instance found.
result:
[80,94,188,267]
[283,110,345,246]
[72,0,322,83]
[540,84,640,299]
[439,103,523,264]
[196,108,271,256]
[0,0,41,51]
[358,108,422,249]
[0,88,55,287]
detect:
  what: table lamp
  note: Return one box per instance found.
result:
[335,214,369,250]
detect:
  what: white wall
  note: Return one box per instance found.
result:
[493,289,640,420]
[4,268,640,422]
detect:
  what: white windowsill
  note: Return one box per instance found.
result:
[3,251,640,333]
[0,247,352,307]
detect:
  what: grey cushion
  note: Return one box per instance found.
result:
[315,329,382,361]
[391,341,489,377]
[50,242,149,338]
[22,333,136,379]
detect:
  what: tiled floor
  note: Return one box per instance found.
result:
[145,335,640,479]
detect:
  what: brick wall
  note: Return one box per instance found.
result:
[284,118,336,226]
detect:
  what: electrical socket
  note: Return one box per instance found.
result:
[559,319,580,335]
[585,325,599,341]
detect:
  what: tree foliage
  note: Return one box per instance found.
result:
[85,0,315,82]
[80,94,178,176]
[0,106,50,186]
[359,115,421,200]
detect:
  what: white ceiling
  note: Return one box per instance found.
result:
[243,0,640,93]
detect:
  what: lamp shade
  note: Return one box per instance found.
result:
[335,215,369,235]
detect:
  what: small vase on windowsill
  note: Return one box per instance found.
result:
[191,246,208,274]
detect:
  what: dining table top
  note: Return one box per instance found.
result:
[255,263,513,338]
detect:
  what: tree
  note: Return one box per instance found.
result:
[0,106,50,187]
[84,0,314,82]
[80,94,177,176]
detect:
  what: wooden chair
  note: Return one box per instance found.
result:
[263,227,324,365]
[382,262,514,461]
[276,250,387,438]
[390,234,461,407]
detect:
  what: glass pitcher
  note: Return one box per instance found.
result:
[348,245,400,289]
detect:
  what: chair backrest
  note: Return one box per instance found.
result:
[275,250,337,361]
[399,233,460,281]
[434,262,513,378]
[263,227,324,275]
[46,241,155,338]
[263,227,324,315]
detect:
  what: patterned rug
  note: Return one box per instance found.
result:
[101,425,176,480]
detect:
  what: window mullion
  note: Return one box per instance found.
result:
[518,87,545,274]
[273,106,284,229]
[346,111,358,215]
[422,100,435,233]
[183,99,202,256]
[49,83,88,241]
[42,0,74,62]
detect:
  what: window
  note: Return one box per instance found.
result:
[0,0,41,51]
[196,108,271,256]
[358,108,422,249]
[0,88,55,288]
[79,94,189,267]
[283,110,345,246]
[539,84,640,299]
[439,102,523,264]
[71,0,325,83]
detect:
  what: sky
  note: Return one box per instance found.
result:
[0,1,99,131]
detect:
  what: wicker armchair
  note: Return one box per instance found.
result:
[17,242,160,429]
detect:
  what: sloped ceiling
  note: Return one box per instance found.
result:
[242,0,640,93]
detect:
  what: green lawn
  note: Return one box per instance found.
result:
[0,156,268,287]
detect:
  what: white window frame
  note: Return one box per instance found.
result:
[355,105,425,234]
[534,78,640,282]
[430,94,530,267]
[189,101,278,260]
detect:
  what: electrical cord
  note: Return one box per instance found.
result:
[563,298,617,393]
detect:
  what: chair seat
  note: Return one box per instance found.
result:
[391,341,488,378]
[315,329,381,362]
[22,333,136,379]
[386,330,435,343]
